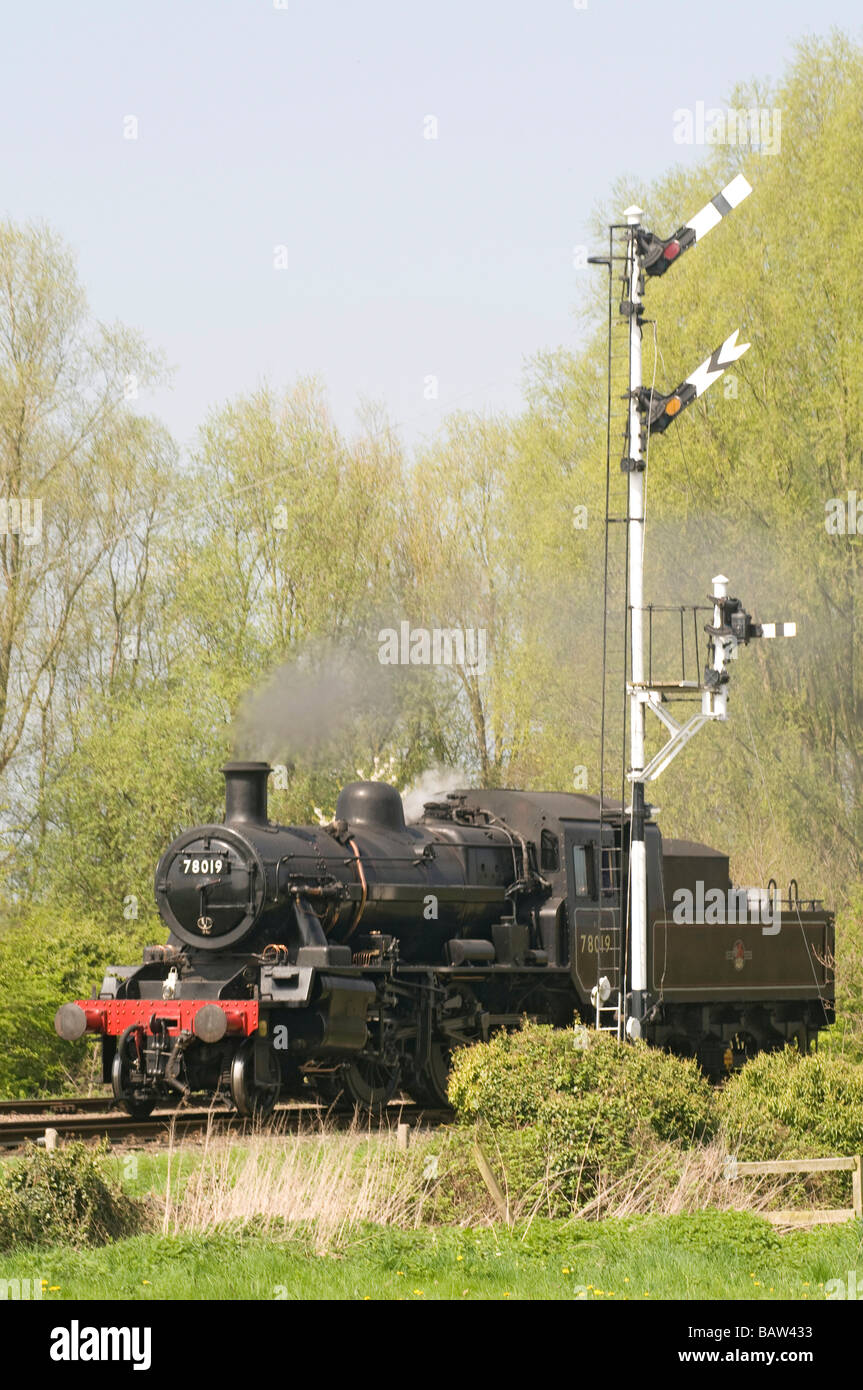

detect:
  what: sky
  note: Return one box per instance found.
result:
[0,0,860,454]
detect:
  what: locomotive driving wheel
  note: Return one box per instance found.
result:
[408,1043,452,1108]
[408,981,476,1106]
[334,1057,400,1114]
[111,1025,157,1119]
[229,1038,281,1117]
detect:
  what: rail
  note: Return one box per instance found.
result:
[0,1097,450,1149]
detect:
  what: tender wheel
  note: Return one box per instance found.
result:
[728,1031,760,1070]
[335,1058,400,1114]
[111,1025,157,1119]
[230,1038,281,1117]
[696,1034,730,1081]
[408,1043,452,1108]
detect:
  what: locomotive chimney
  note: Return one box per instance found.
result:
[222,761,271,826]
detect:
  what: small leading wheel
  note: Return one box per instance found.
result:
[336,1058,400,1114]
[230,1038,281,1118]
[408,1043,452,1108]
[111,1025,157,1119]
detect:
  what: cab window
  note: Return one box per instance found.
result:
[540,830,560,872]
[572,844,592,897]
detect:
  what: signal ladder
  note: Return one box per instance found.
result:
[592,977,623,1039]
[594,842,624,1038]
[590,903,623,1040]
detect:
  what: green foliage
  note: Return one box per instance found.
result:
[717,1046,863,1208]
[449,1023,714,1138]
[651,1209,782,1260]
[717,1046,863,1159]
[0,1141,144,1249]
[407,1125,551,1224]
[1,1206,857,1301]
[447,1023,715,1206]
[38,681,230,923]
[831,889,863,1047]
[0,220,176,907]
[445,1027,863,1214]
[0,907,155,1096]
[818,1020,863,1067]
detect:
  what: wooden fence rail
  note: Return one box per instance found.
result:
[724,1153,863,1227]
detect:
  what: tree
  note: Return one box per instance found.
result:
[0,221,176,893]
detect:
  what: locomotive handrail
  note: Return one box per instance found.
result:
[345,836,368,938]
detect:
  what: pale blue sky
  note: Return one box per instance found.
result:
[1,1,859,451]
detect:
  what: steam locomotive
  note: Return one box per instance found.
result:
[55,761,834,1114]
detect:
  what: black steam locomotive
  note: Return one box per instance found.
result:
[55,761,834,1114]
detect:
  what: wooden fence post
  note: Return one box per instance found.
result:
[473,1140,511,1226]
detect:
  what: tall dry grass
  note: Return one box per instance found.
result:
[461,1134,794,1232]
[159,1119,796,1249]
[162,1115,434,1250]
[574,1138,791,1221]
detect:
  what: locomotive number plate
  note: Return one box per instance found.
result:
[179,855,229,875]
[579,930,616,955]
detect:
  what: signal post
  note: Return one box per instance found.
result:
[598,175,795,1039]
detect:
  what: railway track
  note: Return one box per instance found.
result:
[0,1094,143,1117]
[0,1097,450,1148]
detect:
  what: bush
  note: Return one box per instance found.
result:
[446,1023,715,1209]
[818,1019,863,1066]
[718,1047,863,1159]
[0,1141,145,1249]
[833,889,863,1026]
[717,1047,863,1210]
[0,907,157,1096]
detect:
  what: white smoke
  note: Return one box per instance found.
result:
[401,766,470,823]
[233,637,408,762]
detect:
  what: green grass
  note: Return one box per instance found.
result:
[4,1214,862,1301]
[0,1142,217,1199]
[103,1146,204,1200]
[3,1112,863,1301]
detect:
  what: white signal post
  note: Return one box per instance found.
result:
[624,204,649,1032]
[611,174,794,1043]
